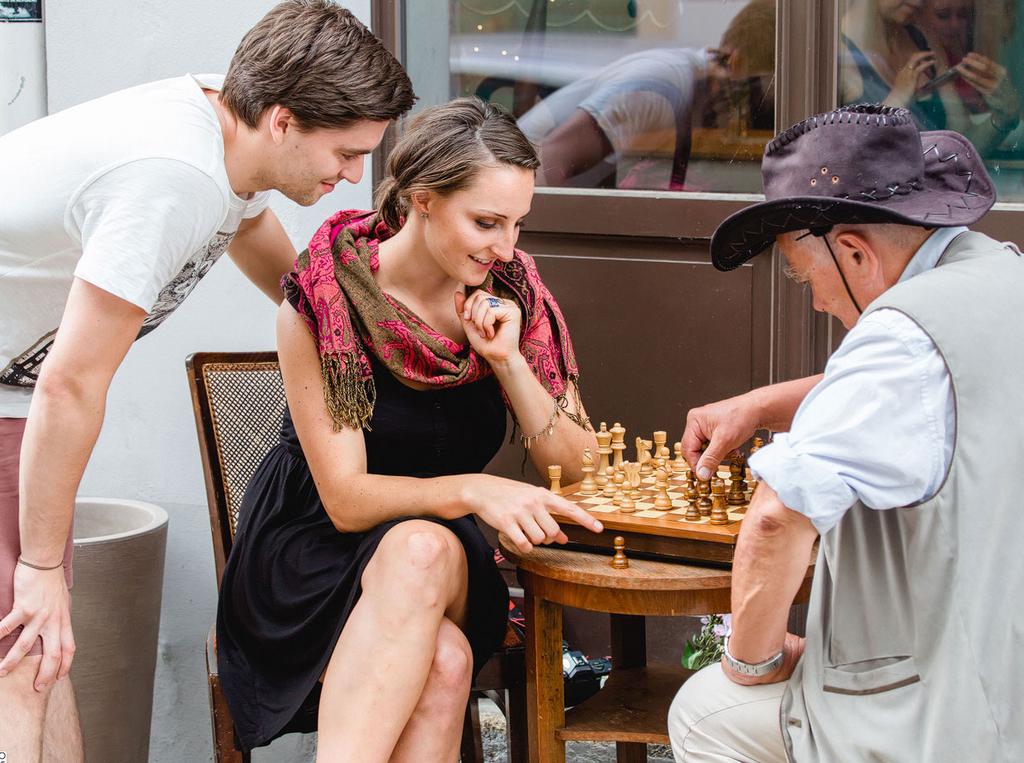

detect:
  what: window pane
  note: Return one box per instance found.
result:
[404,0,777,194]
[837,0,1024,202]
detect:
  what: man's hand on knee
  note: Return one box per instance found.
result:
[722,632,805,687]
[0,563,75,690]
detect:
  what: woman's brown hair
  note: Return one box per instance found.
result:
[374,98,540,232]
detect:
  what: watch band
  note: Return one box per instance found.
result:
[723,636,784,677]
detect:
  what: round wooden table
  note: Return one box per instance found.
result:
[500,537,814,763]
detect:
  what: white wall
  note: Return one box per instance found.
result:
[43,1,373,760]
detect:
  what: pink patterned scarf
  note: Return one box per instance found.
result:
[282,209,587,432]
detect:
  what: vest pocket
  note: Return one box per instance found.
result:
[822,655,920,696]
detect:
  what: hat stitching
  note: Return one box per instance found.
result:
[920,143,980,220]
[848,180,923,201]
[767,104,912,155]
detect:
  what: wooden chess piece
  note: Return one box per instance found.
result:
[636,437,653,477]
[673,442,687,472]
[710,481,730,525]
[610,536,629,569]
[610,422,627,470]
[736,452,749,492]
[622,461,643,500]
[596,424,612,486]
[612,471,626,507]
[579,449,599,496]
[651,428,667,458]
[697,479,712,516]
[728,459,746,506]
[619,473,636,512]
[685,469,699,504]
[602,465,616,497]
[548,464,562,495]
[684,491,701,521]
[654,469,673,510]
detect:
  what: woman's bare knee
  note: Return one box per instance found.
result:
[428,619,473,696]
[361,521,466,610]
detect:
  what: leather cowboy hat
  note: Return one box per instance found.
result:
[710,103,996,271]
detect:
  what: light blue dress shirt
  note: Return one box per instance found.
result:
[748,227,967,534]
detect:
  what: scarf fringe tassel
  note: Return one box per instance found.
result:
[322,354,377,432]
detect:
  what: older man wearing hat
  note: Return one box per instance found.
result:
[668,103,1024,762]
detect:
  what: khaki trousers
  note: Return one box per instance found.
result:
[668,663,789,763]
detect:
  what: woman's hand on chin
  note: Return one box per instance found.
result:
[454,290,523,366]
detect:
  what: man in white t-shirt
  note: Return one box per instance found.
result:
[0,2,414,758]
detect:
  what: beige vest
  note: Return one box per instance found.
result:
[781,232,1024,762]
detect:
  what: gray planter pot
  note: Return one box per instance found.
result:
[70,498,169,763]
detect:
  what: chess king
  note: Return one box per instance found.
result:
[669,104,1024,762]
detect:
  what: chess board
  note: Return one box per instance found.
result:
[556,466,749,567]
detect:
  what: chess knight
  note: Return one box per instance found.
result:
[670,104,1024,762]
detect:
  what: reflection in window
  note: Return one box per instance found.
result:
[411,1,777,194]
[838,0,1024,201]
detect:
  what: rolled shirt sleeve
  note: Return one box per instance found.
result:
[748,307,953,535]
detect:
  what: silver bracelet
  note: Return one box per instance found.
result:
[521,397,560,450]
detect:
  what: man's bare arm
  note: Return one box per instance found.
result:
[723,482,818,685]
[536,109,613,186]
[682,374,823,479]
[228,208,297,303]
[0,278,145,686]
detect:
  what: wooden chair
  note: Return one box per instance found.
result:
[186,351,527,763]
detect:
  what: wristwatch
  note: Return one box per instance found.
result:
[723,636,784,677]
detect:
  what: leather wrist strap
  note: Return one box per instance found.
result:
[17,556,64,571]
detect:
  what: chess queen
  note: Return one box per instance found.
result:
[215,98,601,759]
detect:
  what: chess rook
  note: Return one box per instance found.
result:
[710,481,730,525]
[548,464,562,495]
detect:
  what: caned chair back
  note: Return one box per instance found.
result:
[186,352,286,585]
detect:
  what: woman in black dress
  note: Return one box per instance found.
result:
[217,98,602,760]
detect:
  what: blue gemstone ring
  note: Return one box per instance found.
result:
[486,297,502,308]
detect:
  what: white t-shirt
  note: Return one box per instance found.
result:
[0,74,270,416]
[518,48,708,189]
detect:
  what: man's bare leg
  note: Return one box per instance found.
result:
[0,654,47,762]
[42,674,83,762]
[388,618,473,763]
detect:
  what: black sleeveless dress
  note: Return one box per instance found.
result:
[216,353,511,751]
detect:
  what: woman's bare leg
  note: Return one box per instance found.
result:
[388,618,473,763]
[316,521,468,763]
